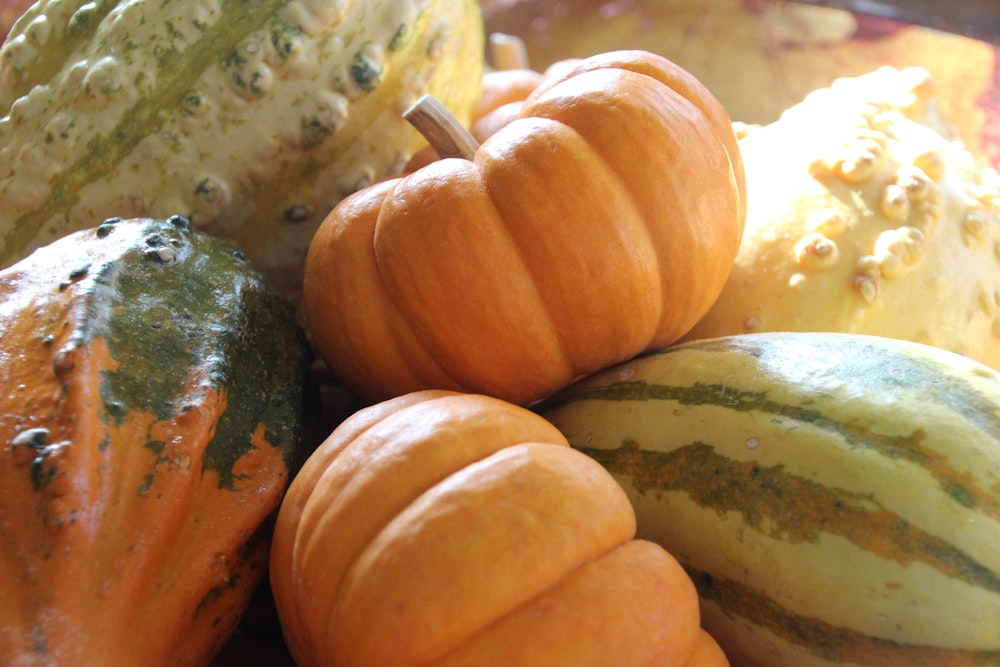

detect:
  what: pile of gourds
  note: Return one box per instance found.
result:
[275,47,747,667]
[2,1,1000,666]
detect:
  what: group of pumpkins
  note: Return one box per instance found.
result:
[253,35,1000,667]
[2,0,1000,664]
[275,47,748,667]
[0,35,746,667]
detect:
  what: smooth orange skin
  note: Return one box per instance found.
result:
[435,539,702,667]
[270,390,715,667]
[686,629,732,667]
[304,50,746,407]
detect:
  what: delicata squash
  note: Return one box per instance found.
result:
[0,216,312,666]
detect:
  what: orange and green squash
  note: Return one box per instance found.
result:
[303,49,746,406]
[0,216,312,666]
[270,389,727,667]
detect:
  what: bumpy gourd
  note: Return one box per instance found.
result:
[304,49,746,406]
[683,66,1000,369]
[0,216,312,666]
[270,390,728,667]
[541,331,1000,667]
[0,0,484,295]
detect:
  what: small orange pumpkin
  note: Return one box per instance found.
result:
[304,50,746,406]
[269,389,727,667]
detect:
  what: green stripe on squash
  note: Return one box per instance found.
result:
[689,567,1000,667]
[578,439,1000,595]
[540,332,1000,667]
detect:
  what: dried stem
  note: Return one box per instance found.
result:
[403,94,481,161]
[489,32,530,70]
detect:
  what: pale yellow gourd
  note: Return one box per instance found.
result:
[685,66,1000,369]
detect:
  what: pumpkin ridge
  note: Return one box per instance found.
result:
[296,392,564,608]
[274,391,453,665]
[474,116,662,381]
[538,50,747,224]
[326,441,634,666]
[281,394,569,664]
[431,530,637,666]
[368,178,472,392]
[521,68,744,345]
[461,153,576,386]
[477,114,664,375]
[373,159,575,400]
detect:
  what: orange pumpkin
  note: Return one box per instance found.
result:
[304,49,746,406]
[269,389,726,667]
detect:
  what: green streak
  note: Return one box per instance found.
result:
[579,440,1000,595]
[689,566,1000,666]
[546,337,1000,522]
[71,217,310,488]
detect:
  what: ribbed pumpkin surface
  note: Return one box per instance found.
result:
[540,332,1000,667]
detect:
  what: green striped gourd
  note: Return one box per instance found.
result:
[539,332,1000,667]
[0,0,484,295]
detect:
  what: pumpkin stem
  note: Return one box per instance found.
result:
[489,32,530,70]
[404,94,481,161]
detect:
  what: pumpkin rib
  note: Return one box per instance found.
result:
[272,392,572,666]
[372,158,578,400]
[475,115,664,378]
[324,441,637,667]
[526,49,747,226]
[433,539,702,667]
[304,180,463,398]
[272,390,445,662]
[523,67,744,345]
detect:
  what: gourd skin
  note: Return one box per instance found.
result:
[0,216,312,666]
[270,390,724,667]
[540,331,1000,667]
[304,50,746,407]
[0,0,485,295]
[683,67,1000,370]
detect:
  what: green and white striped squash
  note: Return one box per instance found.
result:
[0,0,484,296]
[540,332,1000,667]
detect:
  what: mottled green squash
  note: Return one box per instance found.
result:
[0,215,312,666]
[0,0,485,295]
[540,332,1000,667]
